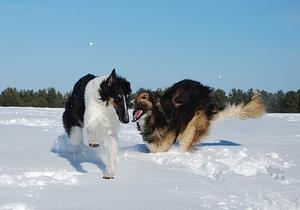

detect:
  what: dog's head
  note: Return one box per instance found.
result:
[132,90,178,124]
[132,91,155,122]
[99,69,132,124]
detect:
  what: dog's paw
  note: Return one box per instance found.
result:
[102,175,114,180]
[89,143,100,148]
[103,166,114,179]
[88,140,100,148]
[102,172,114,180]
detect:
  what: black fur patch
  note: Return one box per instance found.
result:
[62,74,96,135]
[99,70,132,123]
[162,79,219,132]
[99,72,131,103]
[137,79,222,140]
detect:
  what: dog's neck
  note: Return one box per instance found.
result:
[137,111,157,141]
[137,111,153,130]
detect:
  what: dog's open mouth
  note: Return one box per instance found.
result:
[132,109,144,122]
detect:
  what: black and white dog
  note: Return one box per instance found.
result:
[62,69,131,179]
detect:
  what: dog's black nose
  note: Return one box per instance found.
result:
[121,114,129,124]
[123,118,129,124]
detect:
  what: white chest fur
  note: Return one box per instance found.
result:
[83,75,119,142]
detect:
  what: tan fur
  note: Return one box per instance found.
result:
[178,111,210,152]
[239,93,265,119]
[146,128,177,153]
[107,97,116,108]
[213,93,265,121]
[135,92,153,110]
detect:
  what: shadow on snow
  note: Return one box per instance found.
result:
[132,139,241,153]
[200,140,241,147]
[51,135,240,171]
[51,134,105,173]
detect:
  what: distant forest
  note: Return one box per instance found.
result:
[0,87,300,113]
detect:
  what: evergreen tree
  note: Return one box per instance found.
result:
[214,89,227,109]
[228,88,246,104]
[298,90,300,112]
[0,87,23,106]
[258,90,273,113]
[19,89,34,106]
[281,91,298,113]
[46,87,65,108]
[270,91,285,113]
[245,88,254,101]
[154,88,165,96]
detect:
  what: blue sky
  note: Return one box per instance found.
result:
[0,0,299,93]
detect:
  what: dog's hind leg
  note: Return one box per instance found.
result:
[178,111,210,152]
[69,126,83,145]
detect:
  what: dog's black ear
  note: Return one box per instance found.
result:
[107,69,117,87]
[99,69,116,101]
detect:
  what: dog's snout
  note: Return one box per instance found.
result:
[122,113,130,124]
[123,110,130,124]
[135,102,144,109]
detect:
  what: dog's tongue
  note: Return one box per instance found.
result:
[132,109,143,122]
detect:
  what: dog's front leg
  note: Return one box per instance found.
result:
[103,136,118,179]
[83,125,98,148]
[83,103,102,148]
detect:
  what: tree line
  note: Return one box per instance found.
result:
[0,87,67,108]
[0,87,299,113]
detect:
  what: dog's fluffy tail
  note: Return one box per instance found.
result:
[213,93,265,122]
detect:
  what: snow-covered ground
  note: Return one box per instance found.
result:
[0,107,299,210]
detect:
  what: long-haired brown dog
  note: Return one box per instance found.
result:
[132,79,265,153]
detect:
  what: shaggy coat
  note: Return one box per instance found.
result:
[132,79,265,153]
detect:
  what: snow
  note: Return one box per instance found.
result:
[0,107,300,210]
